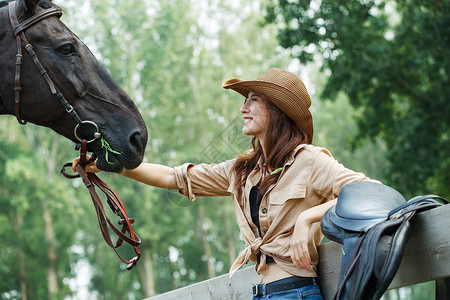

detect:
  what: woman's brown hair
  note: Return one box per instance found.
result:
[232,97,309,202]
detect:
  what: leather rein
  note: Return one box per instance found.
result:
[10,1,141,269]
[61,141,141,270]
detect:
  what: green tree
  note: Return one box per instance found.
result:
[59,0,295,296]
[0,120,86,300]
[265,0,450,199]
[1,0,403,298]
[33,0,395,298]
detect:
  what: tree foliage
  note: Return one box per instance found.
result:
[265,0,450,198]
[0,122,86,299]
[56,0,293,297]
[0,0,410,299]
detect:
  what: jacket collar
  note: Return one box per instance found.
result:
[246,144,308,188]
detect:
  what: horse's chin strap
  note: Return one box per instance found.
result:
[61,140,141,270]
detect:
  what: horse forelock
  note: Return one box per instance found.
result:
[0,1,60,12]
[38,0,60,10]
[14,0,62,21]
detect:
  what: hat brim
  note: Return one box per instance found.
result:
[223,78,313,144]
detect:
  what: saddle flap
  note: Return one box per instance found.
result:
[340,217,412,300]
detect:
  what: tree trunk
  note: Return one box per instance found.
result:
[138,243,155,297]
[198,205,215,278]
[223,209,236,268]
[10,213,27,300]
[169,259,177,290]
[18,247,27,300]
[42,199,58,299]
[42,135,59,299]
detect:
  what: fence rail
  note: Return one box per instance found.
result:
[146,204,450,300]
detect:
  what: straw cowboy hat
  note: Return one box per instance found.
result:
[222,68,313,144]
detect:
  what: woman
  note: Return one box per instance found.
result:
[74,68,379,299]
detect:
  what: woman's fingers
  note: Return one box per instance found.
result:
[291,213,313,269]
[85,160,100,173]
[72,157,81,173]
[71,155,100,174]
[291,238,311,269]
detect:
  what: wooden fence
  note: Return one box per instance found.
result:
[146,204,450,300]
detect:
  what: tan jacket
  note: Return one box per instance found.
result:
[173,144,379,278]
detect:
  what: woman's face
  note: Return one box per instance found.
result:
[240,91,270,140]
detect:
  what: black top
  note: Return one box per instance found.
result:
[249,186,275,264]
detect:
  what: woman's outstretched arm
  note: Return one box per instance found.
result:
[72,158,178,190]
[120,163,177,190]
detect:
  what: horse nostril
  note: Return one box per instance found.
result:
[129,131,145,154]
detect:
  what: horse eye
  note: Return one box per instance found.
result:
[57,44,75,55]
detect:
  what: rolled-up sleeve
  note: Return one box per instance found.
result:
[173,160,235,201]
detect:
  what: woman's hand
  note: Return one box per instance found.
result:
[72,156,100,174]
[289,198,337,270]
[290,212,312,270]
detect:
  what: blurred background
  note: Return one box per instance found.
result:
[1,0,448,299]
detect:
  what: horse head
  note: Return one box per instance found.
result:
[0,0,148,172]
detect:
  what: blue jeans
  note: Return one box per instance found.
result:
[251,281,323,300]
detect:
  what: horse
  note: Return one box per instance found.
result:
[0,0,148,172]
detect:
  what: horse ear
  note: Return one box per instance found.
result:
[20,0,40,16]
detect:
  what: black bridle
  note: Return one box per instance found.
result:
[9,1,141,269]
[8,1,100,143]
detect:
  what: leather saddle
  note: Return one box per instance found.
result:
[321,181,447,300]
